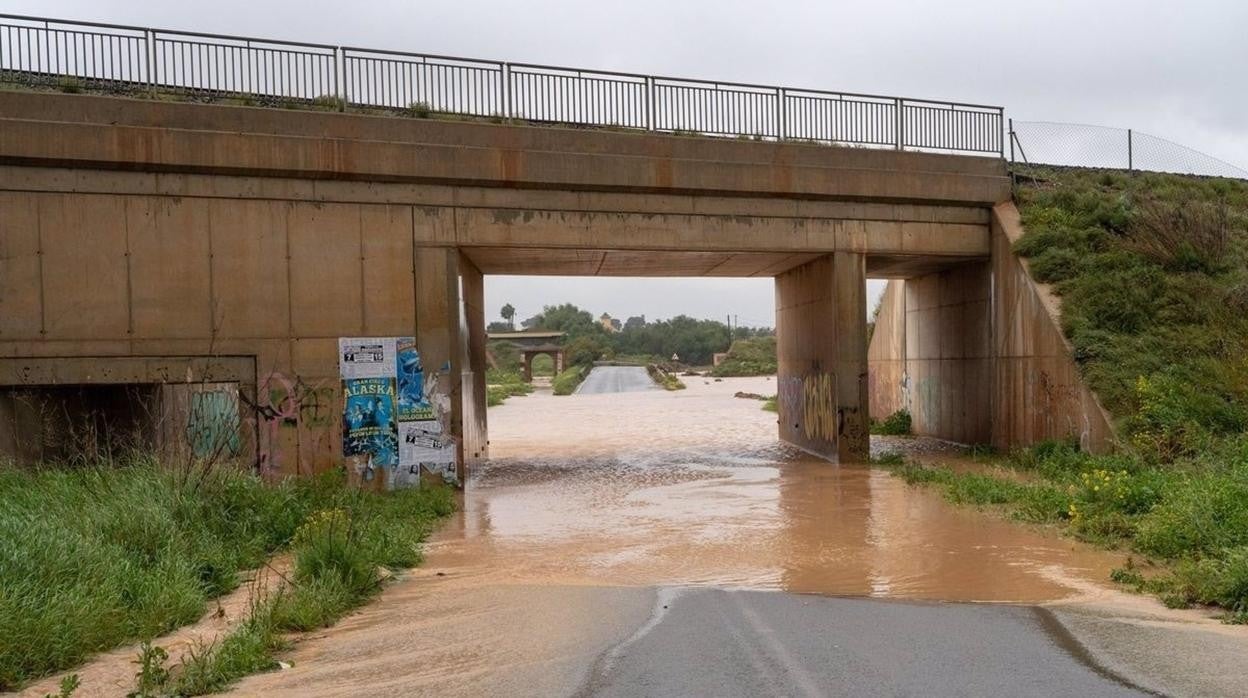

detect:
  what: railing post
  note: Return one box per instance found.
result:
[503,62,512,120]
[894,97,903,150]
[145,29,155,87]
[1127,128,1134,172]
[776,87,784,140]
[335,47,345,111]
[646,76,654,131]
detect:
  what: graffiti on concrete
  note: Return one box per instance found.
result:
[800,371,837,442]
[778,371,838,444]
[1033,369,1089,446]
[247,372,335,474]
[186,389,241,458]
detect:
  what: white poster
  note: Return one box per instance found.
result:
[338,337,396,380]
[399,421,452,465]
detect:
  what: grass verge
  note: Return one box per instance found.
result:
[882,438,1248,620]
[552,365,589,395]
[0,459,452,691]
[166,485,452,695]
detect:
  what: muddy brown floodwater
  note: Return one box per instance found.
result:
[229,375,1153,697]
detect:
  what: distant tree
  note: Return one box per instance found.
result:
[624,315,646,332]
[501,303,516,330]
[487,321,513,333]
[524,303,603,339]
[565,335,608,367]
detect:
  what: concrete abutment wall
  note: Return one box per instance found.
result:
[867,203,1115,452]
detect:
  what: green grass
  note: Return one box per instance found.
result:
[552,365,589,395]
[886,437,1248,619]
[168,484,451,695]
[646,364,687,391]
[486,369,534,407]
[1013,166,1248,462]
[0,459,452,691]
[761,395,778,412]
[710,337,777,377]
[870,409,912,436]
[900,167,1248,619]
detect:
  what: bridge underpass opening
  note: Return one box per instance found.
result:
[444,259,1122,609]
[455,246,993,473]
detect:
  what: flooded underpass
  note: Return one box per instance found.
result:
[233,375,1248,697]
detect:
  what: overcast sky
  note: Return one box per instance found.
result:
[11,0,1245,326]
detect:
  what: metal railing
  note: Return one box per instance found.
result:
[0,13,1004,156]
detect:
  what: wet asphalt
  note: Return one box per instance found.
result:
[577,588,1150,697]
[575,366,658,395]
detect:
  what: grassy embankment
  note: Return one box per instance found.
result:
[0,460,453,692]
[885,167,1248,620]
[552,365,590,395]
[710,337,777,377]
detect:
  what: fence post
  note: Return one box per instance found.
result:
[1127,128,1134,172]
[894,98,904,150]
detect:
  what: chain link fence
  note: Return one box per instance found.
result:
[1010,120,1248,179]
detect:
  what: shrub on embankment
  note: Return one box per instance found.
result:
[646,364,687,391]
[486,368,534,407]
[885,167,1248,620]
[0,459,452,691]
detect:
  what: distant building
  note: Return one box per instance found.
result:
[600,313,621,333]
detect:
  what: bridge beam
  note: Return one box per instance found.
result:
[775,252,869,462]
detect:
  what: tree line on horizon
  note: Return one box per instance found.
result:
[487,302,773,368]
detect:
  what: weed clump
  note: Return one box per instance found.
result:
[870,409,912,436]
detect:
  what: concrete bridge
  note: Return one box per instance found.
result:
[0,88,1111,481]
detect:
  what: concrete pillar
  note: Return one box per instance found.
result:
[774,251,868,462]
[459,252,489,465]
[414,247,466,482]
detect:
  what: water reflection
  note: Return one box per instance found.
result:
[429,376,1122,603]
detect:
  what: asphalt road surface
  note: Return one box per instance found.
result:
[576,588,1150,697]
[575,365,658,395]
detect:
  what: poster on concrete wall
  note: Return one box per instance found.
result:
[338,338,396,380]
[342,376,398,467]
[395,337,434,421]
[339,336,458,488]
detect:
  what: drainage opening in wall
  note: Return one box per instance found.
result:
[0,383,243,466]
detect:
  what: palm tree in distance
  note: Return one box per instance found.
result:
[501,303,516,331]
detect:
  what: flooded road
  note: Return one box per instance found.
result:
[442,375,1121,602]
[232,377,1246,697]
[574,365,656,394]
